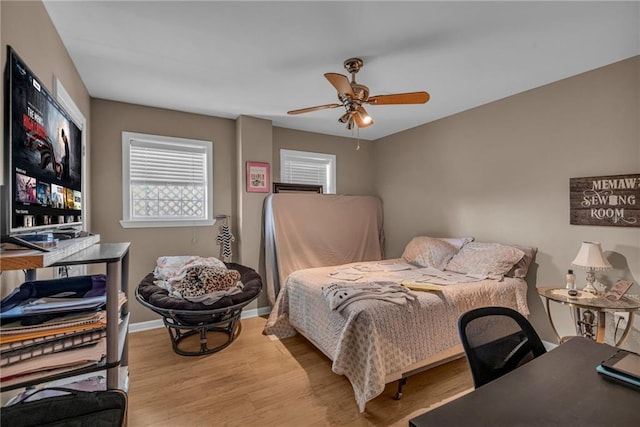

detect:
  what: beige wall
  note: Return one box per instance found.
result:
[90,104,376,322]
[88,105,375,323]
[90,99,238,322]
[236,115,273,310]
[273,127,376,196]
[2,1,638,346]
[1,1,91,165]
[1,0,91,292]
[374,56,640,349]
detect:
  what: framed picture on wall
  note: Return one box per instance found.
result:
[246,161,270,193]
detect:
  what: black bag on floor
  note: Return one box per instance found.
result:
[1,387,127,426]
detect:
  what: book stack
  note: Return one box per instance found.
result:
[0,275,126,386]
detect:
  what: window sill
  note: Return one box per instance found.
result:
[119,219,216,229]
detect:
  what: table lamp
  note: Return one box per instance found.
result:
[571,242,612,294]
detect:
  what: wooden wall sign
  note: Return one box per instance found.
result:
[570,173,639,227]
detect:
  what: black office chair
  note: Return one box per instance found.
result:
[458,306,547,388]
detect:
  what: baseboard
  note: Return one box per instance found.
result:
[129,306,272,333]
[129,319,164,333]
[244,306,272,319]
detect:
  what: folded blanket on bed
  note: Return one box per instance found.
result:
[322,282,416,313]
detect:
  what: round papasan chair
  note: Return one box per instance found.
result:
[135,262,262,356]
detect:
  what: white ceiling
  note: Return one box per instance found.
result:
[43,1,640,141]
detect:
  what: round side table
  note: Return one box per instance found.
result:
[538,287,640,347]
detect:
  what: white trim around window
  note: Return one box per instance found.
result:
[120,132,214,228]
[54,77,88,232]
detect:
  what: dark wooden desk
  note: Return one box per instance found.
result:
[410,337,638,426]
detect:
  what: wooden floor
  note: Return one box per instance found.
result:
[128,316,473,426]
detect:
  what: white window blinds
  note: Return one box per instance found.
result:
[121,132,213,228]
[280,149,336,194]
[129,140,206,185]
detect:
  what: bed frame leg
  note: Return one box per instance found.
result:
[395,377,408,400]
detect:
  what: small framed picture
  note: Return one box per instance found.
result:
[246,161,270,193]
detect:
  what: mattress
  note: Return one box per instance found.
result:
[263,259,529,412]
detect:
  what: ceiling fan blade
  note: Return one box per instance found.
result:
[324,73,354,97]
[287,103,342,115]
[354,106,374,128]
[367,91,430,105]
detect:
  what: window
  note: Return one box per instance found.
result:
[121,132,213,228]
[280,149,336,194]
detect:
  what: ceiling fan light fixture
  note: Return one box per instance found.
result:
[288,57,429,131]
[354,105,373,128]
[338,112,351,123]
[346,116,355,130]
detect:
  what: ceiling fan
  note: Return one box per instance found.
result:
[287,58,430,130]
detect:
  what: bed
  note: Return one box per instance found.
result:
[262,194,535,412]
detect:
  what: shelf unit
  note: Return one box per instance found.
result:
[0,237,131,392]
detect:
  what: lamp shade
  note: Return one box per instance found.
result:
[571,241,612,270]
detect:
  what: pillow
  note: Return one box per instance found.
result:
[402,236,473,270]
[445,242,525,280]
[505,245,538,278]
[439,236,474,250]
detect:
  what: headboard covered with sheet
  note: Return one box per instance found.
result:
[264,194,384,305]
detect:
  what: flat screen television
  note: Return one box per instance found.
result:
[2,46,83,243]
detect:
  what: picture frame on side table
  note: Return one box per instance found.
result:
[605,280,633,301]
[246,161,270,193]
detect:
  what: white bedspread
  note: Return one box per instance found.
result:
[263,259,529,412]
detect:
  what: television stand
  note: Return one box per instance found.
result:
[0,235,51,252]
[0,238,131,402]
